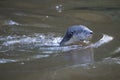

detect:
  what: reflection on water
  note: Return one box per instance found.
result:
[52,57,120,80]
[0,0,120,80]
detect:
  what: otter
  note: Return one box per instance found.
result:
[60,25,93,46]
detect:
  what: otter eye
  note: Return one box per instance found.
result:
[69,31,74,35]
[83,30,86,33]
[71,31,74,34]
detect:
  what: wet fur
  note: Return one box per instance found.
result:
[60,25,93,46]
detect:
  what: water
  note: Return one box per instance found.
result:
[0,0,120,80]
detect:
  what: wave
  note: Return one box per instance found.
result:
[0,33,114,64]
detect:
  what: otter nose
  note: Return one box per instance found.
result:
[90,32,93,34]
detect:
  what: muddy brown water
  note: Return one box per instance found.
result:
[0,0,120,80]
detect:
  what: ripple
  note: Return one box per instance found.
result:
[3,20,20,26]
[102,57,120,65]
[0,54,50,64]
[0,33,113,52]
[0,59,17,64]
[113,47,120,53]
[68,12,112,23]
[92,34,113,48]
[0,33,114,64]
[1,33,61,47]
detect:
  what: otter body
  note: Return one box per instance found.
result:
[60,25,93,46]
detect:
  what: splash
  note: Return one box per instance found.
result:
[113,47,120,53]
[0,33,61,48]
[0,33,114,52]
[55,4,63,13]
[0,59,17,64]
[0,33,114,64]
[92,34,113,48]
[4,20,20,26]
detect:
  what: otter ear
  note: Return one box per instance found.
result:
[60,32,73,46]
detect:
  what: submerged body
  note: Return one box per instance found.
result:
[60,25,93,46]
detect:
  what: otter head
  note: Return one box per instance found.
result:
[60,25,93,46]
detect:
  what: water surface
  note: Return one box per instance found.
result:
[0,0,120,80]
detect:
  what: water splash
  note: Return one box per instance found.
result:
[113,47,120,53]
[0,33,114,64]
[0,59,17,64]
[55,4,63,13]
[92,34,113,48]
[0,33,114,52]
[1,33,61,47]
[4,20,20,26]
